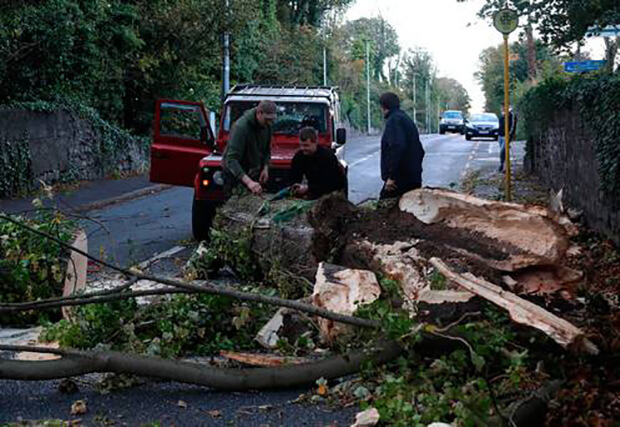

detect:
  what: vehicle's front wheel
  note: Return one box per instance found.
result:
[192,198,217,241]
[465,134,472,141]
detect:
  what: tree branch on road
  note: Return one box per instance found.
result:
[0,341,402,390]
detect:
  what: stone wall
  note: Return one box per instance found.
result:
[525,108,620,243]
[0,108,148,197]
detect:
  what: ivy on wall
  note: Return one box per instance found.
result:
[11,98,150,175]
[519,74,620,196]
[0,98,149,198]
[0,133,33,198]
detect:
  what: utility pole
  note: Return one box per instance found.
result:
[425,78,430,134]
[366,40,371,135]
[412,73,417,125]
[222,0,230,100]
[323,46,327,86]
[437,99,440,134]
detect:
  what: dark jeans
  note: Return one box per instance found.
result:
[380,182,421,200]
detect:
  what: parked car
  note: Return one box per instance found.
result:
[465,113,499,141]
[439,110,465,134]
[149,85,348,241]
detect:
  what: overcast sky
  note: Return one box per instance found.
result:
[345,0,607,112]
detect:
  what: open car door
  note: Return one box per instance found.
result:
[149,99,214,187]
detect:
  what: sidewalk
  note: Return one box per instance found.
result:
[0,174,169,215]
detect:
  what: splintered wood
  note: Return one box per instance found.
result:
[399,189,570,271]
[430,257,598,355]
[312,263,381,342]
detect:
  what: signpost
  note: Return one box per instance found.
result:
[493,8,519,202]
[564,60,606,73]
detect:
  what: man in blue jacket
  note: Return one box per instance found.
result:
[379,92,425,199]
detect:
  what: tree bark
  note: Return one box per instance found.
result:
[0,342,402,391]
[604,37,619,73]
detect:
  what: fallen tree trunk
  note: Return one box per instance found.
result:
[400,189,570,271]
[429,257,598,355]
[0,342,402,391]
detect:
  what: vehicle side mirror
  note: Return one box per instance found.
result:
[336,128,347,145]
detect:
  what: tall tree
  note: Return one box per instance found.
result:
[460,0,620,56]
[436,78,471,113]
[340,17,400,82]
[275,0,354,27]
[475,39,562,113]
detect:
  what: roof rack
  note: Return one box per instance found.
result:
[227,84,339,100]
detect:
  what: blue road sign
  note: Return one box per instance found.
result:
[564,60,606,73]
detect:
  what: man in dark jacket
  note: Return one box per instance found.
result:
[498,106,516,173]
[288,126,346,199]
[223,100,276,195]
[379,92,425,199]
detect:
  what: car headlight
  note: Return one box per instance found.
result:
[213,171,224,186]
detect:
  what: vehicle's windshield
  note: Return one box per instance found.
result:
[443,111,463,119]
[224,101,328,134]
[470,113,498,122]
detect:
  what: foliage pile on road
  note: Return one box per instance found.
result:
[519,72,620,196]
[0,206,76,325]
[8,190,620,424]
[42,291,273,359]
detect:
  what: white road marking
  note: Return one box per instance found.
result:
[425,152,473,156]
[349,153,377,167]
[138,245,185,270]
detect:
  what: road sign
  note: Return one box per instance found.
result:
[493,8,519,201]
[493,9,519,35]
[564,60,606,73]
[587,25,620,37]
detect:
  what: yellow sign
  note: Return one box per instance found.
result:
[494,9,519,35]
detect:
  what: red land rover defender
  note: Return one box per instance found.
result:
[149,85,348,241]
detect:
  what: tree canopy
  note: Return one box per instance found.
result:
[460,0,620,51]
[0,0,471,133]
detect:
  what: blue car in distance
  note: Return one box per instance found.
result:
[465,113,499,141]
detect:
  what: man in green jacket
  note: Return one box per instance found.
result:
[223,100,276,195]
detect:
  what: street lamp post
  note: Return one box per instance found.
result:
[412,72,417,125]
[366,40,371,135]
[222,0,230,100]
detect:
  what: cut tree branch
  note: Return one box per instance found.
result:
[0,288,193,312]
[0,342,402,391]
[0,214,380,329]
